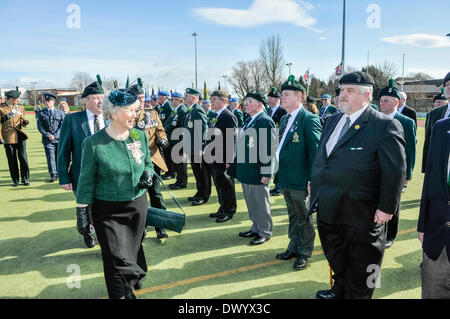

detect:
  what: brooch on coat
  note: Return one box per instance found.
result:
[127,141,144,164]
[292,132,300,143]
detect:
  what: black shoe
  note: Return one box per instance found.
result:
[22,180,30,186]
[271,189,283,196]
[11,181,19,187]
[239,230,258,238]
[270,186,280,194]
[48,176,57,183]
[250,235,270,245]
[188,195,199,201]
[161,174,175,180]
[124,291,137,299]
[133,280,143,290]
[192,198,207,206]
[385,240,394,248]
[293,255,308,270]
[209,211,223,218]
[156,228,168,239]
[276,250,297,260]
[83,235,95,248]
[316,289,343,299]
[169,183,186,190]
[216,215,233,223]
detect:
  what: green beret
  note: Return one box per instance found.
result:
[267,87,281,98]
[379,79,401,100]
[339,71,375,87]
[5,89,21,99]
[245,90,268,106]
[82,74,104,98]
[210,90,228,99]
[434,88,446,102]
[127,78,144,96]
[444,72,450,86]
[281,75,306,93]
[185,88,200,96]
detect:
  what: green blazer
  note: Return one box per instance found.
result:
[164,104,188,145]
[278,107,322,191]
[183,103,207,155]
[159,100,174,126]
[394,112,416,181]
[227,112,276,185]
[318,104,339,118]
[76,128,154,204]
[232,108,244,128]
[422,103,448,172]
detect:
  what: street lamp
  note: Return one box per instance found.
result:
[286,63,293,75]
[222,75,228,91]
[192,32,198,90]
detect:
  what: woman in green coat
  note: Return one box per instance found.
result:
[76,89,154,299]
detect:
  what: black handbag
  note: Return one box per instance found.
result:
[145,174,186,233]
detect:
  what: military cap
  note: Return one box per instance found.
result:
[229,97,239,103]
[444,72,450,86]
[127,78,144,96]
[5,88,21,99]
[433,88,446,102]
[108,89,137,107]
[82,74,104,98]
[267,87,281,98]
[379,79,401,100]
[339,71,375,87]
[210,90,228,99]
[171,91,184,99]
[43,93,57,101]
[158,90,169,96]
[203,99,211,104]
[151,94,158,100]
[321,94,332,99]
[245,90,268,106]
[145,97,151,102]
[185,88,200,96]
[281,75,306,93]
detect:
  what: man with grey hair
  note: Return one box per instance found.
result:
[311,71,406,299]
[398,91,417,128]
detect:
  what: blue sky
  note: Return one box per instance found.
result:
[0,0,449,92]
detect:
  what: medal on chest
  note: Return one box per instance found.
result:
[127,141,144,164]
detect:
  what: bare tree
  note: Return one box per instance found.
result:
[406,72,434,81]
[230,60,269,101]
[70,72,93,92]
[259,35,285,89]
[362,61,398,100]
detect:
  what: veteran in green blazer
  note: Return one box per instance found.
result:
[379,79,417,248]
[229,97,244,128]
[76,90,154,299]
[318,94,339,121]
[227,90,277,245]
[274,76,321,270]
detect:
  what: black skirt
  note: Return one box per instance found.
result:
[92,193,148,299]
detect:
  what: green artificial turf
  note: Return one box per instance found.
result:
[0,117,425,299]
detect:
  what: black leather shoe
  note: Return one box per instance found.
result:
[22,180,30,186]
[316,289,342,299]
[169,183,186,190]
[239,230,258,238]
[209,211,223,218]
[270,186,280,194]
[293,255,308,270]
[385,240,394,248]
[133,280,143,290]
[11,181,19,187]
[216,215,233,223]
[250,235,270,245]
[49,176,57,183]
[161,174,175,180]
[156,228,168,239]
[271,189,283,196]
[84,235,95,248]
[188,195,199,201]
[276,250,297,260]
[192,198,207,206]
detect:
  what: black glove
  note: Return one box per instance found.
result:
[138,170,153,188]
[76,206,95,237]
[0,139,4,145]
[156,137,169,149]
[22,120,29,126]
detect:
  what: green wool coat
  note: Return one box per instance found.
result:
[164,103,188,145]
[277,107,322,191]
[232,108,244,128]
[76,128,154,204]
[183,103,207,155]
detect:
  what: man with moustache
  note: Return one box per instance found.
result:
[58,75,105,248]
[311,71,406,299]
[318,94,339,123]
[228,97,244,128]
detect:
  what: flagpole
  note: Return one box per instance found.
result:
[306,67,310,97]
[341,0,346,74]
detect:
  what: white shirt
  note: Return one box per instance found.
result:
[244,110,264,129]
[86,109,105,135]
[270,105,280,118]
[276,106,302,161]
[398,104,405,114]
[387,110,397,119]
[215,106,226,119]
[326,104,369,157]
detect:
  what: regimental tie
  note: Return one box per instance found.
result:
[278,114,291,142]
[93,115,100,133]
[49,109,54,131]
[337,116,351,142]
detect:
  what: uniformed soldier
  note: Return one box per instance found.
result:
[150,94,160,111]
[228,97,244,128]
[158,91,175,180]
[202,99,212,113]
[379,79,417,248]
[165,92,188,190]
[0,88,30,186]
[37,93,65,182]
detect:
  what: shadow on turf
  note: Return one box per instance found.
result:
[0,207,75,223]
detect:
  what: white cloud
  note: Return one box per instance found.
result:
[380,33,450,48]
[318,36,328,40]
[193,0,320,31]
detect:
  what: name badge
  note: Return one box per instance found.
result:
[188,121,193,128]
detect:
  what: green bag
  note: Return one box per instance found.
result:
[146,174,186,233]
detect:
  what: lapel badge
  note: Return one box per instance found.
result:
[248,136,255,148]
[292,132,300,143]
[355,125,360,130]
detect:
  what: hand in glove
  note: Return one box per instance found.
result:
[156,137,169,149]
[22,120,29,126]
[76,206,95,237]
[138,170,153,189]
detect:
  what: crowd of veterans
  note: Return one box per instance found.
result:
[0,70,449,299]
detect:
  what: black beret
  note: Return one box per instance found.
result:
[444,72,450,86]
[5,89,21,99]
[281,75,306,93]
[339,71,375,87]
[433,88,446,102]
[185,88,200,96]
[82,74,104,98]
[267,87,281,98]
[306,96,317,103]
[245,90,268,106]
[43,93,57,101]
[108,90,137,107]
[379,79,401,100]
[210,90,228,99]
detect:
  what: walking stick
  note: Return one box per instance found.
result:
[329,265,333,288]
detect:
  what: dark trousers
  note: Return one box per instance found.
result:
[317,217,387,299]
[43,142,58,178]
[92,193,148,299]
[387,205,400,241]
[4,141,29,183]
[171,145,187,186]
[163,147,175,176]
[190,155,211,201]
[209,164,236,216]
